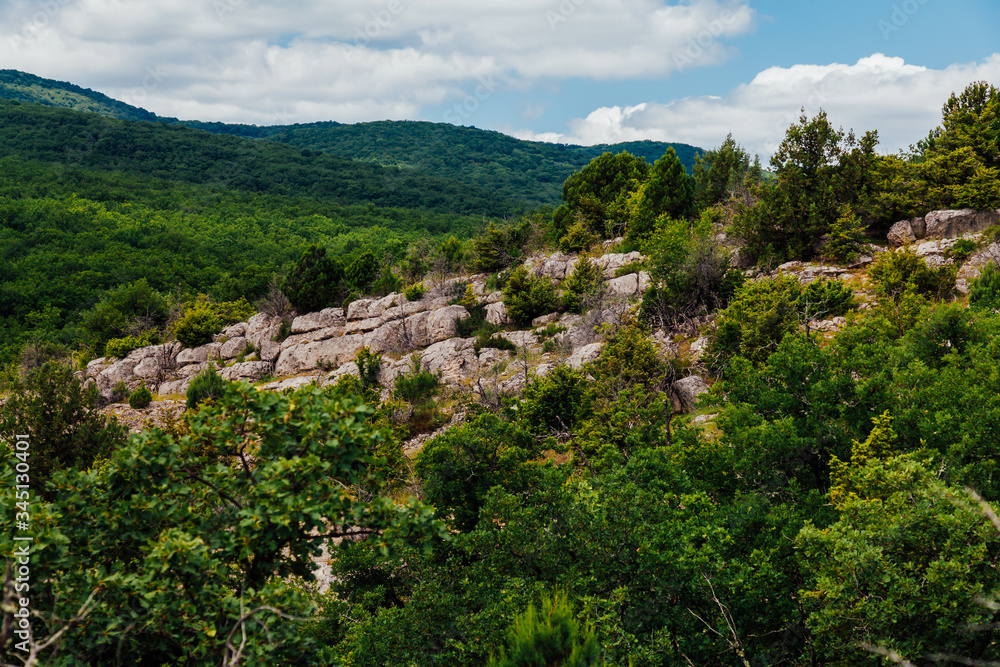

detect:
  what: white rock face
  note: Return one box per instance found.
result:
[605,273,641,297]
[346,299,374,321]
[219,361,273,382]
[674,375,710,410]
[132,357,161,380]
[96,359,140,397]
[486,302,509,326]
[925,209,999,238]
[176,343,222,366]
[531,312,561,328]
[221,322,248,338]
[246,313,282,343]
[566,342,604,369]
[420,338,479,383]
[220,337,248,360]
[260,376,320,392]
[157,378,191,397]
[291,308,345,334]
[595,252,644,278]
[887,219,916,246]
[274,334,366,376]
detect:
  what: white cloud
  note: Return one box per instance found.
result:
[0,0,755,123]
[516,53,1000,158]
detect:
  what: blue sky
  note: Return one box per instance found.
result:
[1,0,997,157]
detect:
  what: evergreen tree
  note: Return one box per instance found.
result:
[281,244,344,313]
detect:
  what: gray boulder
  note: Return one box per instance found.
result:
[674,375,710,411]
[887,219,916,246]
[925,209,1000,239]
[291,308,345,334]
[274,334,366,376]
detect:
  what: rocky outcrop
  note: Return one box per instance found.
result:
[888,209,999,246]
[674,375,710,411]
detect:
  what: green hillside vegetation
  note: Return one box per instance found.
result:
[184,119,699,208]
[0,69,159,121]
[0,70,699,208]
[0,99,512,216]
[4,80,1000,665]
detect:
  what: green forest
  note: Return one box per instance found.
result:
[2,76,1000,666]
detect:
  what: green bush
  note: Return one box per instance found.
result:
[282,244,345,313]
[473,221,530,273]
[274,318,292,343]
[945,238,980,263]
[128,384,153,409]
[393,356,440,404]
[174,306,224,348]
[489,592,603,667]
[707,276,804,370]
[175,297,255,348]
[797,279,856,318]
[0,362,127,500]
[868,249,957,301]
[558,220,599,254]
[502,266,561,325]
[403,282,427,302]
[346,249,380,292]
[822,205,869,264]
[475,333,517,354]
[111,380,130,403]
[970,261,1000,310]
[105,334,151,359]
[186,364,229,409]
[355,347,382,390]
[372,265,403,297]
[562,257,603,314]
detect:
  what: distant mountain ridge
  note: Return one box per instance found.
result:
[0,69,703,208]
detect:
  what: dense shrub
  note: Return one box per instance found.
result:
[282,244,344,313]
[105,334,152,358]
[346,249,380,292]
[174,298,255,348]
[640,219,743,328]
[473,221,531,273]
[867,249,957,301]
[0,361,127,500]
[969,261,1000,310]
[489,593,603,667]
[502,266,560,325]
[707,276,804,370]
[561,257,603,314]
[403,282,427,301]
[796,278,856,318]
[393,356,440,404]
[355,347,382,390]
[128,384,153,409]
[185,364,229,409]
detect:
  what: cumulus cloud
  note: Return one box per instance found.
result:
[516,53,1000,157]
[0,0,755,123]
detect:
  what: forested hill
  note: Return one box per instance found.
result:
[0,70,701,208]
[0,69,158,122]
[0,99,512,216]
[181,119,700,208]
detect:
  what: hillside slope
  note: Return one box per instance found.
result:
[0,70,703,208]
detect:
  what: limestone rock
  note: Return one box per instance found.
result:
[259,340,282,364]
[220,337,248,360]
[132,357,161,380]
[86,357,113,379]
[674,375,710,410]
[274,334,366,376]
[486,290,504,304]
[531,312,561,328]
[96,359,139,397]
[219,361,272,383]
[887,219,916,246]
[222,322,248,338]
[925,209,1000,239]
[176,343,222,366]
[566,342,604,369]
[425,306,470,346]
[420,338,478,383]
[157,378,191,397]
[177,362,209,379]
[595,252,644,278]
[605,273,641,297]
[346,299,374,321]
[486,302,509,326]
[260,376,320,392]
[246,313,282,342]
[281,326,346,349]
[291,308,345,334]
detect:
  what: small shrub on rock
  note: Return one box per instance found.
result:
[502,266,560,326]
[128,384,153,409]
[404,283,427,302]
[186,364,229,410]
[970,261,1000,311]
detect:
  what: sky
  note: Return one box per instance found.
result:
[1,0,998,158]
